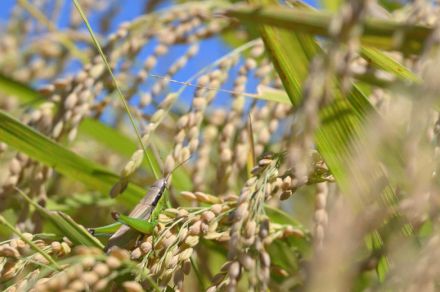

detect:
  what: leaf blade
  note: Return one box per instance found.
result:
[16,189,104,249]
[0,110,144,205]
[226,4,431,54]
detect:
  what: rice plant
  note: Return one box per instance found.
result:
[0,0,439,291]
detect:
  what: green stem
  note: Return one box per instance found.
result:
[72,0,159,179]
[190,256,205,290]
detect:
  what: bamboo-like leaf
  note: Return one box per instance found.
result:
[226,4,431,54]
[0,73,192,191]
[247,0,393,194]
[57,212,105,249]
[257,85,291,104]
[266,205,310,278]
[79,119,193,191]
[17,189,104,249]
[265,205,306,229]
[257,85,370,172]
[287,1,418,84]
[360,46,420,82]
[46,192,114,213]
[248,0,394,280]
[79,119,140,159]
[0,110,144,206]
[0,73,43,104]
[321,0,343,12]
[78,118,163,182]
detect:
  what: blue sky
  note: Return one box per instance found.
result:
[0,0,317,112]
[0,1,235,107]
[0,1,231,74]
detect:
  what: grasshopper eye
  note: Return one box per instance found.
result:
[111,211,120,221]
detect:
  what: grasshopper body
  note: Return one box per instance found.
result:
[92,159,189,251]
[105,178,167,251]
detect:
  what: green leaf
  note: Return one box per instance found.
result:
[79,119,140,158]
[265,205,305,228]
[79,119,193,191]
[257,85,291,104]
[247,0,394,196]
[258,1,419,88]
[78,118,162,181]
[418,219,433,238]
[378,0,404,12]
[268,240,303,282]
[265,205,310,279]
[0,73,192,192]
[0,73,43,104]
[249,0,396,281]
[321,0,343,12]
[289,1,419,86]
[360,46,420,83]
[46,192,114,213]
[16,189,104,249]
[226,4,431,54]
[57,212,105,249]
[0,109,144,206]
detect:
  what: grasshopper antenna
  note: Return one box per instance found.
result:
[164,156,192,184]
[150,142,165,174]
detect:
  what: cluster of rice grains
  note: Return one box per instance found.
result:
[0,2,321,290]
[4,242,147,292]
[0,234,72,290]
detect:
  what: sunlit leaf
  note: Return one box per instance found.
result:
[0,110,144,206]
[226,4,431,54]
[17,189,104,249]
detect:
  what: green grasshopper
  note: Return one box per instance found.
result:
[89,161,187,251]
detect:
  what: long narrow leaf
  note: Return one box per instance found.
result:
[247,0,393,195]
[288,1,420,84]
[0,110,144,205]
[226,4,431,54]
[79,119,192,191]
[16,189,104,249]
[0,73,43,104]
[360,46,420,82]
[0,74,192,191]
[248,0,395,280]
